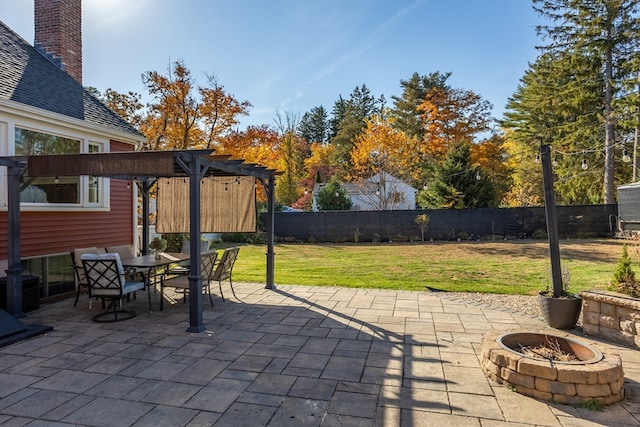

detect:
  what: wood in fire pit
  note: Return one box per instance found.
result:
[518,336,580,362]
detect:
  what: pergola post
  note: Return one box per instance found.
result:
[6,162,24,317]
[186,153,204,333]
[141,179,151,255]
[265,175,275,289]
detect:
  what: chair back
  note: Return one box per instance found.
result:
[181,239,211,255]
[72,247,101,285]
[81,253,128,298]
[201,251,218,280]
[105,244,136,260]
[212,247,240,281]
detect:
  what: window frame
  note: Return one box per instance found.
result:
[0,118,111,211]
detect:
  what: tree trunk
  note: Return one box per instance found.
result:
[603,31,616,204]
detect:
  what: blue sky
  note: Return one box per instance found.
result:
[0,0,544,129]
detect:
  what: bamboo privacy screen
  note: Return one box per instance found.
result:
[156,176,256,233]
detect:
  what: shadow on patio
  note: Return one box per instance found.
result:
[2,283,639,426]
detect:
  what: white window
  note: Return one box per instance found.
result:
[15,127,106,207]
[391,192,405,204]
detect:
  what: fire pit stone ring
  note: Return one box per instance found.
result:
[481,329,624,405]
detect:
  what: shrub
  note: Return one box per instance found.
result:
[245,230,267,244]
[609,243,639,297]
[414,214,430,242]
[532,229,547,239]
[164,233,188,252]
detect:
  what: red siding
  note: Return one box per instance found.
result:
[0,140,137,258]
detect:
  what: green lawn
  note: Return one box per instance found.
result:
[213,238,627,296]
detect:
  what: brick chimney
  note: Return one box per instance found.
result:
[34,0,82,84]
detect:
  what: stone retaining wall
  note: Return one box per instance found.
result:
[580,290,640,349]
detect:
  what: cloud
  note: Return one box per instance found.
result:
[84,0,152,27]
[303,0,425,87]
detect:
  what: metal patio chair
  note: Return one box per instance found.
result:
[105,244,148,282]
[81,253,145,322]
[211,247,240,302]
[71,247,105,307]
[160,251,218,310]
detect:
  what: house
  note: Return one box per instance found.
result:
[0,0,145,303]
[312,173,417,211]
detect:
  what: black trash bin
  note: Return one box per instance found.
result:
[0,275,40,313]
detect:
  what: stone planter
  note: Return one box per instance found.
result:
[580,290,640,349]
[538,292,582,330]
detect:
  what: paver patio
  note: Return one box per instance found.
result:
[1,283,639,426]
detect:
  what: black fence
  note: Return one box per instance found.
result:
[261,204,618,243]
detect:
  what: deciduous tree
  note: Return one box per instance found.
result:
[418,87,493,158]
[142,60,200,150]
[274,112,307,206]
[199,74,251,148]
[102,88,144,130]
[139,60,251,151]
[391,71,451,140]
[349,116,413,183]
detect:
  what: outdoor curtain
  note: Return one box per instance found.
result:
[156,176,256,233]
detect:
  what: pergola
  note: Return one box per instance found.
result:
[0,149,278,333]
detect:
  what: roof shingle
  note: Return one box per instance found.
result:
[0,20,142,138]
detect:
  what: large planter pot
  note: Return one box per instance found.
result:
[538,292,582,329]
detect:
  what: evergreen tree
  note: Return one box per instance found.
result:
[418,141,496,209]
[501,52,606,204]
[330,85,384,175]
[329,96,347,140]
[391,71,451,140]
[299,106,330,144]
[316,176,353,211]
[530,0,640,203]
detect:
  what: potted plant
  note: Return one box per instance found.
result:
[149,237,167,260]
[538,267,582,329]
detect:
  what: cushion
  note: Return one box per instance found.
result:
[81,252,126,294]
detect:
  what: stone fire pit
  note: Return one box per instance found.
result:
[481,330,624,405]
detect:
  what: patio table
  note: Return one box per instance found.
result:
[120,252,191,310]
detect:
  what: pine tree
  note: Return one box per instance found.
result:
[299,106,330,144]
[418,141,496,209]
[390,71,451,140]
[330,85,383,175]
[530,0,640,203]
[316,177,353,211]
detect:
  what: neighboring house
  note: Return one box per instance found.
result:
[0,0,145,302]
[312,173,417,211]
